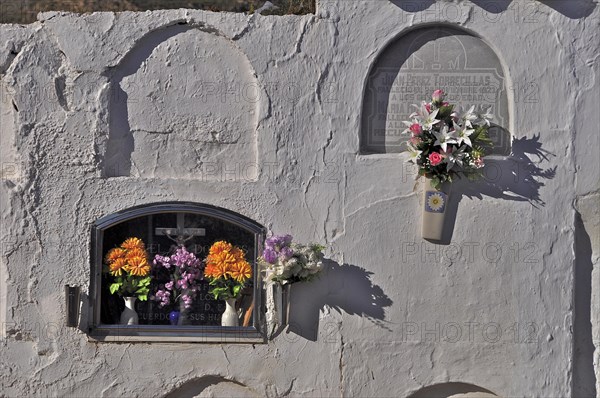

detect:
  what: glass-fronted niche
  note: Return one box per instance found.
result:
[89,202,265,343]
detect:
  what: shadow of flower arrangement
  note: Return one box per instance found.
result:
[437,134,557,244]
[278,259,393,341]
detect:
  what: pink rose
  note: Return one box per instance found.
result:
[428,152,443,166]
[409,123,422,135]
[410,136,422,145]
[474,158,484,168]
[432,89,445,102]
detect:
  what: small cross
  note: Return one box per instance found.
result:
[155,213,205,246]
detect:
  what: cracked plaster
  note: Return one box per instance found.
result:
[0,1,599,396]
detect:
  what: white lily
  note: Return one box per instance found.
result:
[433,124,457,152]
[410,102,440,130]
[453,121,475,147]
[406,144,422,164]
[460,105,477,128]
[479,106,494,126]
[441,145,467,172]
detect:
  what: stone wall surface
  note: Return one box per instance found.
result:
[0,1,599,397]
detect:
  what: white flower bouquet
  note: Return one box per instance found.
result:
[258,234,325,285]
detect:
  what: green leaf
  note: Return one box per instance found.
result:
[135,286,149,294]
[210,286,229,300]
[109,283,121,295]
[137,294,148,301]
[232,285,242,297]
[437,104,454,119]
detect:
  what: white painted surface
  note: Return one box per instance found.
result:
[0,1,598,396]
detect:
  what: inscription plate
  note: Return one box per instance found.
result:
[362,27,511,155]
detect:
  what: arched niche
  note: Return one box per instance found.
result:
[361,25,511,155]
[101,24,260,179]
[409,382,499,398]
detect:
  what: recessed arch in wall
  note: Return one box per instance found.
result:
[360,25,511,156]
[100,24,260,179]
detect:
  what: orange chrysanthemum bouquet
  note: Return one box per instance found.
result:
[104,237,152,301]
[204,241,252,300]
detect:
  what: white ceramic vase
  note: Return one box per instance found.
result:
[221,298,239,327]
[120,296,138,325]
[421,178,451,241]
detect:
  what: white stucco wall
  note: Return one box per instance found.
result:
[1,1,599,396]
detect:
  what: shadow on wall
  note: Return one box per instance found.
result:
[163,375,257,398]
[389,0,596,18]
[279,259,393,341]
[102,23,193,177]
[389,0,435,12]
[572,211,597,397]
[408,382,498,398]
[536,0,596,18]
[437,134,556,244]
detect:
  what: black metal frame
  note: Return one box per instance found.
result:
[89,202,266,343]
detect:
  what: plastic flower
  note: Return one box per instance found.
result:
[104,237,152,300]
[432,89,445,103]
[411,103,440,130]
[152,246,203,310]
[125,256,150,276]
[155,289,171,307]
[410,136,422,146]
[204,241,252,300]
[402,90,493,184]
[125,248,147,262]
[204,261,228,279]
[406,145,422,164]
[453,121,474,147]
[428,152,443,166]
[109,257,127,276]
[479,107,494,126]
[403,121,423,136]
[259,234,325,285]
[209,240,231,256]
[229,261,253,283]
[105,248,125,264]
[433,125,457,152]
[458,105,478,128]
[121,237,145,251]
[441,146,466,172]
[262,248,278,264]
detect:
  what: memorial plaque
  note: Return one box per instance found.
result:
[361,27,511,155]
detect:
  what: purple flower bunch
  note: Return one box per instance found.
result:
[262,234,294,264]
[259,233,325,285]
[152,246,203,309]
